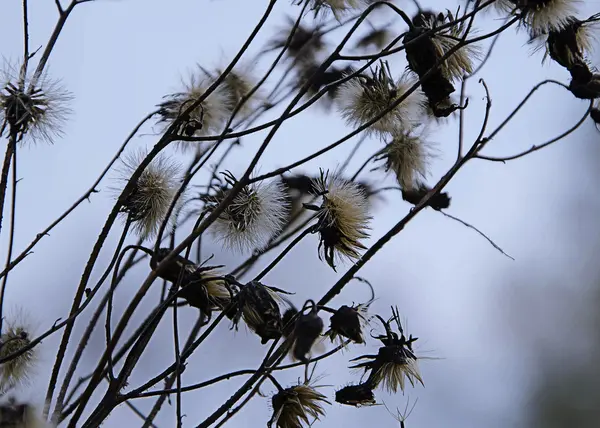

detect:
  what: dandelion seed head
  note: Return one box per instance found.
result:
[337,64,426,137]
[310,171,371,270]
[269,383,330,428]
[0,320,36,392]
[115,150,182,240]
[0,61,72,145]
[204,173,289,253]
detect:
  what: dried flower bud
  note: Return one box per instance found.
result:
[115,150,181,239]
[157,66,231,144]
[326,304,367,344]
[202,172,289,253]
[337,62,426,137]
[150,249,232,314]
[401,183,451,211]
[335,383,376,407]
[306,170,371,271]
[231,281,283,344]
[0,62,72,145]
[269,383,330,428]
[289,305,324,363]
[0,323,35,392]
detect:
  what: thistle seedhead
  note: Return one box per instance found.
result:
[414,9,482,81]
[306,170,371,271]
[337,62,426,138]
[376,131,434,191]
[325,304,369,344]
[157,67,232,147]
[115,150,181,239]
[287,303,324,363]
[354,27,393,51]
[0,399,49,428]
[266,18,324,63]
[0,323,36,392]
[269,383,330,428]
[335,383,376,407]
[305,0,364,21]
[230,281,283,344]
[496,0,581,36]
[0,62,72,145]
[202,172,289,253]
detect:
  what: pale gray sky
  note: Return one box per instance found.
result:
[0,0,599,427]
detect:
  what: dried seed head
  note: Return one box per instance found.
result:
[335,383,376,407]
[376,131,434,191]
[0,400,49,428]
[150,249,232,313]
[308,171,371,271]
[0,62,72,145]
[267,18,324,63]
[337,63,426,137]
[231,281,283,344]
[415,10,482,81]
[496,0,581,35]
[568,72,600,99]
[354,27,393,51]
[326,304,369,344]
[288,305,324,363]
[269,383,330,428]
[0,322,36,392]
[307,0,364,21]
[401,182,451,210]
[203,172,289,253]
[205,62,262,116]
[157,67,232,148]
[116,150,181,239]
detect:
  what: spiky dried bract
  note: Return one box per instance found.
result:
[0,400,49,428]
[326,304,369,344]
[157,68,231,143]
[337,63,426,137]
[0,62,72,145]
[231,281,283,344]
[308,171,371,270]
[377,132,432,191]
[417,10,482,81]
[0,324,35,392]
[269,383,330,428]
[150,249,232,314]
[203,172,289,253]
[496,0,581,35]
[335,383,376,407]
[116,151,181,239]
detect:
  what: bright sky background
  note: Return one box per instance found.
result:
[1,0,599,427]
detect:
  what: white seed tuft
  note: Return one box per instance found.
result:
[496,0,581,35]
[0,321,36,392]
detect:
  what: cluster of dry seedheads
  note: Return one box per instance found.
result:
[0,0,598,426]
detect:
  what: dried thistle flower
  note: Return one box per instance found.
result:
[337,62,426,137]
[200,63,261,116]
[376,131,434,191]
[325,304,369,344]
[299,63,354,106]
[0,322,36,392]
[269,382,330,428]
[0,399,48,428]
[305,0,364,21]
[354,27,393,51]
[351,313,424,393]
[286,302,324,363]
[335,383,376,407]
[305,170,371,271]
[202,172,289,253]
[401,182,451,211]
[496,0,581,35]
[414,9,482,81]
[150,248,232,315]
[266,18,324,63]
[115,150,181,239]
[230,280,284,344]
[0,62,72,145]
[157,67,232,143]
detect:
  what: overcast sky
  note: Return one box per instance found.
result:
[1,0,599,427]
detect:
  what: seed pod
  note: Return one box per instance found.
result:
[327,305,364,344]
[232,281,283,344]
[291,306,324,363]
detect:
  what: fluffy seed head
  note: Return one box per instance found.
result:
[116,150,182,239]
[496,0,581,35]
[337,62,426,138]
[157,67,232,149]
[202,172,289,253]
[377,131,433,190]
[308,170,371,270]
[0,62,72,145]
[307,0,364,20]
[367,349,424,393]
[269,383,330,428]
[0,322,36,392]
